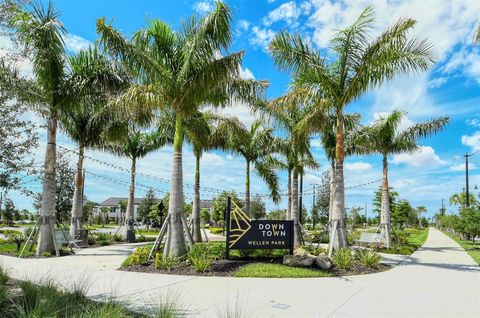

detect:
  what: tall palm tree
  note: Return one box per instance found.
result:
[356,110,449,247]
[96,1,266,257]
[475,23,480,43]
[258,99,319,247]
[269,7,434,248]
[102,126,168,240]
[187,114,245,242]
[61,46,128,237]
[9,1,69,255]
[229,120,281,216]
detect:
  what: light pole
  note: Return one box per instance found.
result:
[464,150,480,207]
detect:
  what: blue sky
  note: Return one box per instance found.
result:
[2,0,480,219]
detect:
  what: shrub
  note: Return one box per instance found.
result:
[187,245,215,273]
[112,234,123,242]
[0,266,9,286]
[309,230,329,243]
[130,247,151,265]
[41,252,52,257]
[347,230,361,245]
[355,249,381,268]
[332,248,353,270]
[87,236,96,245]
[304,245,326,256]
[155,253,179,271]
[392,228,408,246]
[209,227,223,235]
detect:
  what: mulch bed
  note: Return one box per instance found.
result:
[121,257,391,277]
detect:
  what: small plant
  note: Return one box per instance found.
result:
[130,247,151,265]
[155,253,179,271]
[0,265,9,285]
[304,245,326,256]
[209,227,224,235]
[355,249,381,268]
[332,248,353,270]
[187,245,215,273]
[112,234,123,242]
[41,251,52,257]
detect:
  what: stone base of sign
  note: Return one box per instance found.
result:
[315,253,332,269]
[283,254,315,267]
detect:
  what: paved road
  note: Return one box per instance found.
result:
[1,228,479,317]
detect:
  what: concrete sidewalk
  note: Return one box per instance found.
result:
[1,228,479,317]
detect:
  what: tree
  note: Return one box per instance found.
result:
[60,46,128,237]
[312,170,331,227]
[347,206,365,228]
[356,110,448,247]
[211,191,240,225]
[7,1,70,255]
[2,198,16,222]
[250,194,266,219]
[229,120,280,216]
[475,23,480,44]
[180,112,244,242]
[0,93,39,210]
[373,186,399,217]
[34,151,75,225]
[449,192,476,210]
[103,127,166,240]
[267,209,287,220]
[97,1,266,257]
[392,199,414,228]
[137,189,157,223]
[82,200,96,225]
[270,6,434,249]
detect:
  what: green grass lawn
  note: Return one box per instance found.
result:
[234,263,333,278]
[137,229,160,236]
[444,232,480,265]
[0,243,35,257]
[377,227,429,255]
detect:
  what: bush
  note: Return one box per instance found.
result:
[112,234,123,242]
[0,266,9,286]
[308,230,329,243]
[129,246,151,265]
[209,227,223,235]
[304,245,326,256]
[187,245,215,273]
[332,248,353,270]
[392,228,408,246]
[155,253,179,271]
[355,249,381,268]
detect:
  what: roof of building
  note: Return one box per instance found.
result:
[98,197,161,206]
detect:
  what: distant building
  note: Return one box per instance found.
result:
[93,197,161,221]
[93,197,213,221]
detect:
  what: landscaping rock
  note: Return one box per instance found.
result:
[283,254,315,267]
[315,253,332,270]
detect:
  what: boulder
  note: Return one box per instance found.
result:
[315,253,331,270]
[283,254,315,267]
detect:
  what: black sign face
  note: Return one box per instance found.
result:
[226,199,293,251]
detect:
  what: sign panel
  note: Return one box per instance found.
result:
[226,198,293,257]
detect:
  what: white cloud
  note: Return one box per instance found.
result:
[193,0,214,14]
[466,118,480,127]
[238,20,250,31]
[263,1,300,27]
[450,163,476,172]
[250,26,276,50]
[428,77,448,89]
[461,131,480,151]
[441,46,480,84]
[391,146,446,167]
[239,67,255,80]
[64,34,91,53]
[345,162,372,172]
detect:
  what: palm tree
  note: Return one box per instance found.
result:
[269,7,434,248]
[97,2,266,257]
[475,23,480,43]
[102,126,168,240]
[356,110,448,247]
[187,114,245,242]
[8,1,69,255]
[258,99,319,246]
[60,46,128,237]
[229,119,281,217]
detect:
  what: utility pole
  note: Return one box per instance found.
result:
[365,202,367,226]
[441,199,445,216]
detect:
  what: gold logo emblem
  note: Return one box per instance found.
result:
[228,200,252,248]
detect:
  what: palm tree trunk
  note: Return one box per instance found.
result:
[245,160,250,216]
[124,157,136,239]
[328,160,335,222]
[163,115,187,257]
[69,145,85,237]
[330,112,348,249]
[37,118,57,255]
[287,168,292,220]
[291,167,301,248]
[192,155,202,242]
[381,154,392,248]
